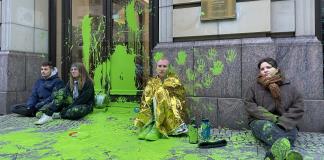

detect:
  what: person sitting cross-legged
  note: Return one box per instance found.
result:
[134,58,188,141]
[35,62,94,125]
[11,61,64,117]
[244,57,304,160]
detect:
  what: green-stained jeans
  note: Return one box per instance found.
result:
[249,120,297,146]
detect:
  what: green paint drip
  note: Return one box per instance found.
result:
[153,52,164,62]
[126,0,139,33]
[176,50,187,65]
[110,45,137,95]
[210,60,224,76]
[93,60,110,94]
[82,15,92,71]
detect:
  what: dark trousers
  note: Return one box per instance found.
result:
[11,104,37,117]
[250,120,298,146]
[44,89,92,120]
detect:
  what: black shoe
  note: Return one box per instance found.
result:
[198,139,227,149]
[264,151,274,160]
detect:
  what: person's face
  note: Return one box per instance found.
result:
[156,60,169,78]
[41,66,51,79]
[259,62,278,78]
[70,66,80,79]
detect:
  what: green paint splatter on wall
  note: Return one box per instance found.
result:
[196,58,206,74]
[168,64,177,75]
[210,60,224,76]
[186,68,195,81]
[93,60,110,94]
[208,48,218,59]
[225,49,237,64]
[110,45,137,95]
[202,74,214,88]
[176,50,187,65]
[154,52,164,62]
[126,0,139,33]
[82,15,92,71]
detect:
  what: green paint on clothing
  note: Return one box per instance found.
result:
[176,50,187,65]
[82,15,92,71]
[208,48,218,59]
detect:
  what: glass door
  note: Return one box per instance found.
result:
[62,0,151,95]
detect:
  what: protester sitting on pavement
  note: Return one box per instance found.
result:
[134,58,188,141]
[35,62,94,125]
[244,57,304,160]
[11,61,64,117]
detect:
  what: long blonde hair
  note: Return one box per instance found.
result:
[69,62,91,91]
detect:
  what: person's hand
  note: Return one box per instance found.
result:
[35,102,45,109]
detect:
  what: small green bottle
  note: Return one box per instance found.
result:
[188,119,198,144]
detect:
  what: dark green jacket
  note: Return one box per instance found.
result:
[66,78,95,108]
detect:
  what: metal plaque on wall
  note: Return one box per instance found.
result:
[201,0,236,21]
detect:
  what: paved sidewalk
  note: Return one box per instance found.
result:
[0,106,323,160]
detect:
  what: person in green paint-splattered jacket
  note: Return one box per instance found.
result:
[35,62,95,125]
[244,57,304,160]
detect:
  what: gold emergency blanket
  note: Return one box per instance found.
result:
[134,73,186,136]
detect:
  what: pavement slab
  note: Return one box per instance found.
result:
[0,106,323,160]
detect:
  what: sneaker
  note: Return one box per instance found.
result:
[285,150,303,160]
[138,124,153,140]
[52,112,61,119]
[145,124,161,141]
[34,114,52,125]
[271,138,291,160]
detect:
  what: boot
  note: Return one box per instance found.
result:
[271,138,291,160]
[145,124,161,141]
[285,150,303,160]
[138,124,153,140]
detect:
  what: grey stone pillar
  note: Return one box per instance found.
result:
[159,0,173,42]
[0,0,49,114]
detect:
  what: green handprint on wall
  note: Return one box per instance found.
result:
[196,58,206,74]
[210,60,224,76]
[176,50,187,65]
[168,64,177,74]
[202,74,213,88]
[225,49,237,64]
[154,52,164,62]
[186,68,195,81]
[208,48,217,59]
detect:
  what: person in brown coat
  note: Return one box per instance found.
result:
[244,57,304,160]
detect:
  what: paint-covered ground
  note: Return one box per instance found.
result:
[1,104,324,160]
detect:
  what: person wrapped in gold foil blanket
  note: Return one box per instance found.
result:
[134,58,188,141]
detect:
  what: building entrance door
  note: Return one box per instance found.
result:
[61,0,151,96]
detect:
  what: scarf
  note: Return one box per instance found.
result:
[73,80,79,100]
[257,73,283,108]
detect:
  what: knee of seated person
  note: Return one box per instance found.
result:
[251,119,273,127]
